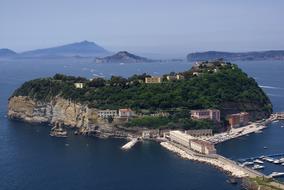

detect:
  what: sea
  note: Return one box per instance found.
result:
[0,57,284,190]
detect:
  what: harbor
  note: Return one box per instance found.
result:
[157,115,284,189]
[199,113,284,144]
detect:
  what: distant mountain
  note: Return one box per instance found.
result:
[21,41,109,58]
[187,50,284,61]
[0,48,17,57]
[94,51,155,63]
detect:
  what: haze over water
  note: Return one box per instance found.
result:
[0,58,284,189]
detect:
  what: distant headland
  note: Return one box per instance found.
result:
[187,50,284,61]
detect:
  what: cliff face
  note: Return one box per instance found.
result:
[8,96,98,128]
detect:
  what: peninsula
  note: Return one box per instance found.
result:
[187,50,284,61]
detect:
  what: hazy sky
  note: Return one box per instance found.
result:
[1,0,284,56]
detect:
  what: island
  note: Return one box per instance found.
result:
[9,59,284,189]
[94,51,156,63]
[8,59,272,135]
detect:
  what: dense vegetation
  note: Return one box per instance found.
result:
[11,61,272,129]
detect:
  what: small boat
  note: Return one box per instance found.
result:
[263,146,268,149]
[50,127,67,138]
[254,130,263,134]
[272,120,279,123]
[252,164,264,170]
[269,172,284,178]
[281,163,284,166]
[262,157,274,162]
[279,158,284,163]
[254,159,264,164]
[281,126,284,128]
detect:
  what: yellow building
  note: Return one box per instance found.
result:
[145,76,162,84]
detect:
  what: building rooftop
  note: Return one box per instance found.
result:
[170,130,195,141]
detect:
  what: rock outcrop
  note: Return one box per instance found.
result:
[8,96,98,128]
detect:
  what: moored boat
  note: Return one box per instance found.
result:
[254,159,264,164]
[252,164,264,170]
[269,172,284,178]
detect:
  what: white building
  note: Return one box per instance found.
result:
[74,83,84,89]
[166,74,184,81]
[169,130,194,148]
[97,109,117,118]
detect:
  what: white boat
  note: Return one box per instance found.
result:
[254,159,264,164]
[272,120,279,123]
[273,159,281,164]
[282,163,284,166]
[254,130,263,134]
[241,161,254,166]
[252,164,264,170]
[262,157,275,162]
[269,172,284,178]
[279,158,284,163]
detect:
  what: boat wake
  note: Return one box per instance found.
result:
[259,85,284,90]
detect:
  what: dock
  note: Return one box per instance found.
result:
[121,138,138,150]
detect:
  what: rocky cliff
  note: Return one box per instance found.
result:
[8,96,98,128]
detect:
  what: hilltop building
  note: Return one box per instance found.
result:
[166,74,184,81]
[227,112,249,128]
[145,76,162,84]
[191,109,220,122]
[74,83,84,89]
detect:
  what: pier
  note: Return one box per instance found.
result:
[121,138,138,150]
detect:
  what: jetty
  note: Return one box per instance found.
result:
[121,138,138,150]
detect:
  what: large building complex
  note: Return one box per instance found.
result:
[169,130,194,148]
[227,112,249,128]
[169,130,216,155]
[191,109,220,122]
[190,139,216,155]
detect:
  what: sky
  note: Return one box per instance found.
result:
[1,0,284,57]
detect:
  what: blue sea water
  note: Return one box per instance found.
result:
[0,58,283,189]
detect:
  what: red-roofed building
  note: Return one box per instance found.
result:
[118,108,134,118]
